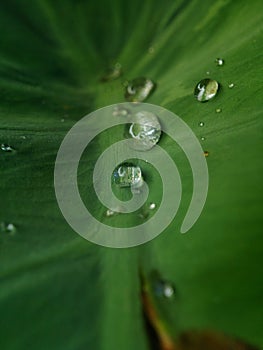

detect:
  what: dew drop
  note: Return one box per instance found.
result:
[215,58,224,66]
[0,222,17,234]
[113,163,143,188]
[1,143,16,153]
[215,108,222,113]
[112,105,130,117]
[201,136,206,141]
[129,111,161,151]
[199,122,205,127]
[194,79,219,102]
[204,151,209,157]
[228,83,235,89]
[125,77,156,102]
[101,62,122,82]
[106,209,115,217]
[154,280,175,299]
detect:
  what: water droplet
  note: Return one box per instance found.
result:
[61,118,65,123]
[149,202,156,210]
[106,209,115,217]
[194,79,219,102]
[204,151,209,157]
[215,108,222,113]
[154,280,175,299]
[113,163,143,188]
[199,122,205,127]
[215,58,224,66]
[201,136,206,141]
[101,62,122,82]
[20,136,27,140]
[206,71,210,75]
[228,83,235,89]
[129,111,161,151]
[125,77,156,102]
[1,144,16,153]
[112,105,130,117]
[0,222,17,234]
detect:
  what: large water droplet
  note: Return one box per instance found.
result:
[101,62,122,82]
[125,77,156,102]
[129,111,161,151]
[113,163,143,188]
[215,58,224,66]
[1,144,16,153]
[194,79,219,102]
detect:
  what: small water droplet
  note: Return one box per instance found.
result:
[20,136,27,140]
[215,108,222,113]
[125,77,156,102]
[201,136,206,141]
[101,62,122,82]
[129,111,161,151]
[106,209,115,217]
[194,79,219,102]
[61,118,65,123]
[206,71,210,75]
[154,280,175,299]
[228,83,235,89]
[199,122,205,127]
[1,144,16,153]
[215,58,224,66]
[113,163,143,188]
[112,105,130,117]
[0,222,17,234]
[149,203,156,210]
[204,151,209,157]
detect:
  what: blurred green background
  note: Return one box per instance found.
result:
[0,0,262,349]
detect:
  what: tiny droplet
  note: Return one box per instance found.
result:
[149,203,156,210]
[204,151,209,157]
[201,136,206,141]
[194,79,219,102]
[101,62,122,82]
[154,280,175,299]
[228,83,235,89]
[1,144,16,153]
[215,58,224,66]
[1,222,17,234]
[199,122,205,127]
[216,108,222,113]
[125,77,156,102]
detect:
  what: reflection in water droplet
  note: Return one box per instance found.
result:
[0,222,17,234]
[228,83,235,89]
[154,280,175,299]
[125,77,156,102]
[113,163,143,188]
[149,203,156,210]
[215,58,224,66]
[204,151,209,157]
[129,111,161,151]
[101,62,122,82]
[1,144,16,153]
[216,108,222,113]
[194,79,219,102]
[112,105,130,117]
[199,122,205,127]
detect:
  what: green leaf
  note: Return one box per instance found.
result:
[0,0,262,349]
